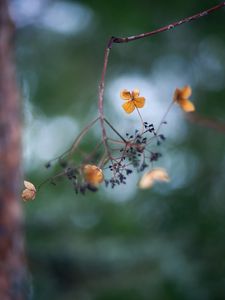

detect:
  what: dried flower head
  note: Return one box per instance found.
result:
[138,168,170,189]
[22,180,36,201]
[173,85,195,112]
[83,164,104,186]
[120,89,145,114]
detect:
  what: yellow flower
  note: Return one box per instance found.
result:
[83,164,104,186]
[22,180,36,201]
[120,89,145,114]
[173,85,195,112]
[138,168,170,189]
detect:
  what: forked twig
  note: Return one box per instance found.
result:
[97,2,225,149]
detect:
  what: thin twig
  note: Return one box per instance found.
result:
[83,140,104,163]
[112,2,225,44]
[135,107,145,133]
[156,100,174,134]
[104,117,127,143]
[97,3,225,144]
[47,116,100,164]
[69,116,100,157]
[108,138,125,145]
[186,112,225,134]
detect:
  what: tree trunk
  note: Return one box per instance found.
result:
[0,1,27,299]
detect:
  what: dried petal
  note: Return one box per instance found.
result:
[122,101,136,114]
[120,89,132,100]
[180,85,192,99]
[138,168,170,189]
[134,97,145,108]
[22,189,36,201]
[179,98,195,112]
[22,180,36,201]
[120,88,146,114]
[24,180,36,192]
[173,85,195,113]
[173,88,182,102]
[132,89,140,98]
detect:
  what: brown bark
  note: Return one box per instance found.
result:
[0,1,27,299]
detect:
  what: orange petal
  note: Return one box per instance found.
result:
[122,101,136,114]
[134,97,145,108]
[180,85,192,99]
[120,89,131,100]
[173,88,181,102]
[138,168,170,189]
[179,98,195,112]
[132,89,140,98]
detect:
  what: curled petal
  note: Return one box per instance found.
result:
[173,85,195,113]
[83,164,104,186]
[180,85,192,99]
[132,89,140,98]
[134,97,145,108]
[122,101,136,114]
[179,98,195,112]
[138,168,170,189]
[22,189,36,201]
[24,180,36,192]
[22,181,36,201]
[120,89,131,101]
[173,88,182,102]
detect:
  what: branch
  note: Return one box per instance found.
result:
[98,2,225,146]
[111,2,225,44]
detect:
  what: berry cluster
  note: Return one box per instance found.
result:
[43,119,167,195]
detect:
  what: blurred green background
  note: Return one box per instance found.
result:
[12,0,225,299]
